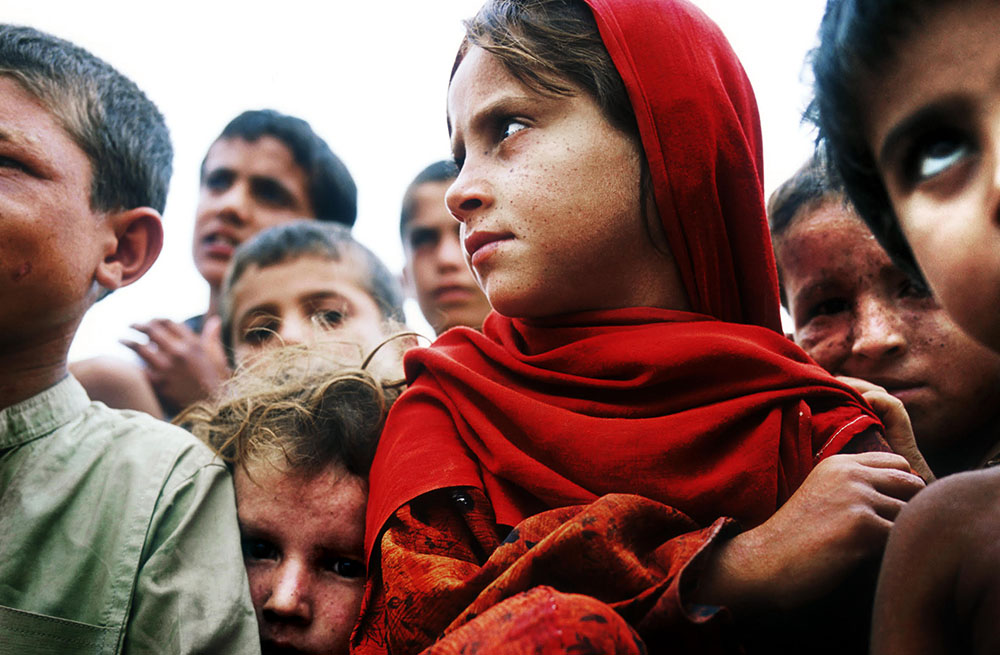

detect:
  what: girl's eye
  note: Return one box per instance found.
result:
[907,131,973,183]
[242,538,278,561]
[324,557,365,579]
[500,120,527,141]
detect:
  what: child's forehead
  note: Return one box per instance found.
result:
[859,3,998,154]
[232,254,371,308]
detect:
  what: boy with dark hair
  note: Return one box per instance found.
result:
[812,2,1000,652]
[400,160,491,334]
[0,24,259,653]
[76,109,359,417]
[210,109,357,226]
[219,220,407,367]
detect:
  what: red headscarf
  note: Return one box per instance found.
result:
[366,0,878,559]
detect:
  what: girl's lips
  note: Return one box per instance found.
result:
[464,230,513,267]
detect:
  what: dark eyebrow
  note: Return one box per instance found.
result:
[877,96,970,168]
[449,94,537,158]
[236,306,279,330]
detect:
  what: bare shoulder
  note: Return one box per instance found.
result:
[897,468,1000,538]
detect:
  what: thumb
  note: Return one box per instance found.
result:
[863,388,936,483]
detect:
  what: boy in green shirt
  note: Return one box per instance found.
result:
[0,24,259,654]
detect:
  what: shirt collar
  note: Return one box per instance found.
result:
[0,376,90,449]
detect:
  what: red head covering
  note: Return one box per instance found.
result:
[588,0,780,330]
[366,0,878,560]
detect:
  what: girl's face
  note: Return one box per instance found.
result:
[777,201,1000,469]
[446,46,684,319]
[228,255,386,366]
[235,465,366,655]
[863,0,1000,353]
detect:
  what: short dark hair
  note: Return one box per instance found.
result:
[0,24,172,213]
[767,150,849,307]
[220,221,405,358]
[204,109,357,226]
[399,160,458,238]
[767,149,844,238]
[809,0,940,285]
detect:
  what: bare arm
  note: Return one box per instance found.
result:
[694,452,925,614]
[121,316,230,414]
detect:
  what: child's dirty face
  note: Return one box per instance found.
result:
[862,1,1000,352]
[194,136,313,290]
[229,255,386,366]
[235,465,366,655]
[0,77,108,341]
[403,180,492,334]
[777,200,1000,463]
[445,46,675,319]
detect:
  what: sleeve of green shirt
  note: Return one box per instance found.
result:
[122,449,261,655]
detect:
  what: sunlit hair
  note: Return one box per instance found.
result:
[808,0,942,285]
[219,220,406,361]
[455,0,637,139]
[204,109,357,226]
[177,344,405,479]
[0,25,171,214]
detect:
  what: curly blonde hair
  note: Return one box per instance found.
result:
[176,343,406,479]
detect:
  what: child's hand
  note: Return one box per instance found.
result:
[837,375,936,482]
[121,316,231,413]
[694,452,925,614]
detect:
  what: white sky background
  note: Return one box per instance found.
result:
[6,0,823,360]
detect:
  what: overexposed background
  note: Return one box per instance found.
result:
[5,0,822,359]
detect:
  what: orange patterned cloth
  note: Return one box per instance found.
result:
[353,492,744,654]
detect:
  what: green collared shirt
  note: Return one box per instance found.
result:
[0,376,261,654]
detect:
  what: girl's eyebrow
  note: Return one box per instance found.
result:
[450,95,536,148]
[877,96,969,167]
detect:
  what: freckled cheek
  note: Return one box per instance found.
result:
[244,566,272,614]
[796,328,850,373]
[315,584,365,634]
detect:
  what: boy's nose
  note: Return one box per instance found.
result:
[278,316,310,346]
[437,231,467,270]
[850,296,907,360]
[213,183,253,226]
[264,559,312,622]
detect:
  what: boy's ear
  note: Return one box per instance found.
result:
[94,207,164,292]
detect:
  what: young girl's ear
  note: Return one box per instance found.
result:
[95,207,164,292]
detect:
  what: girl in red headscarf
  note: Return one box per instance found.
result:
[353,1,926,653]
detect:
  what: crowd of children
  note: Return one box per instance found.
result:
[1,0,997,653]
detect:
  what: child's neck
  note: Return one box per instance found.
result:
[0,331,73,410]
[206,285,222,321]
